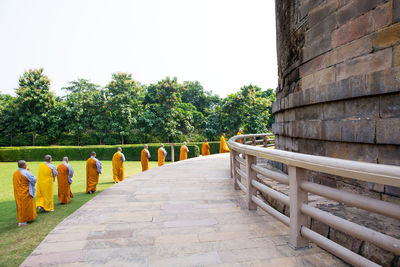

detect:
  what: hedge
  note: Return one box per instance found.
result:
[0,144,200,162]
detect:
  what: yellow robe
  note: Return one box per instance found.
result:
[220,136,230,153]
[180,146,188,160]
[141,149,149,171]
[201,142,210,156]
[237,132,242,143]
[13,170,37,223]
[112,152,124,182]
[36,163,54,211]
[86,158,99,192]
[158,148,165,166]
[57,164,73,204]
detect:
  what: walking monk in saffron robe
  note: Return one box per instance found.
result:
[57,157,74,204]
[13,160,37,226]
[219,133,230,153]
[158,144,167,166]
[237,129,243,143]
[141,144,151,171]
[202,139,210,156]
[112,147,125,183]
[180,142,189,160]
[86,152,102,194]
[36,155,58,212]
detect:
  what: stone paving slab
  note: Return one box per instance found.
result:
[21,154,347,267]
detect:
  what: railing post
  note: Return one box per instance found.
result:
[232,150,240,190]
[263,135,268,147]
[246,154,257,210]
[288,165,309,249]
[252,136,256,146]
[230,150,233,178]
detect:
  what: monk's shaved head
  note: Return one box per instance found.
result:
[117,147,122,151]
[144,144,148,149]
[18,160,26,168]
[183,142,187,145]
[91,152,96,156]
[161,144,164,147]
[63,157,68,162]
[44,155,52,162]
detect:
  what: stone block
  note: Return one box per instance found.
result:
[395,0,400,23]
[321,120,341,141]
[332,3,391,47]
[295,104,323,121]
[303,34,332,62]
[315,84,329,103]
[323,101,345,120]
[325,141,378,162]
[394,45,400,67]
[366,182,385,193]
[336,0,387,26]
[336,48,392,81]
[360,241,396,267]
[298,0,326,21]
[310,218,329,237]
[377,145,400,166]
[329,35,372,66]
[299,53,328,78]
[382,66,400,94]
[297,138,326,156]
[344,97,379,119]
[376,118,400,144]
[307,0,339,28]
[372,23,400,50]
[380,93,400,118]
[329,228,363,253]
[385,185,400,197]
[341,118,376,144]
[381,193,400,205]
[301,66,335,90]
[305,13,337,44]
[366,69,385,95]
[349,74,366,97]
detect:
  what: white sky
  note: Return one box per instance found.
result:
[0,0,277,97]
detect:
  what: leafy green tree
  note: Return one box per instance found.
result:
[0,94,18,145]
[15,68,55,145]
[106,73,142,144]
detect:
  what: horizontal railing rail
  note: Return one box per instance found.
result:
[228,133,400,267]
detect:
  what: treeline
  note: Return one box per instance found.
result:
[0,68,275,146]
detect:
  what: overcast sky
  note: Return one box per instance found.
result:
[0,0,277,97]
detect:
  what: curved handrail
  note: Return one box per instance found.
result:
[228,134,400,187]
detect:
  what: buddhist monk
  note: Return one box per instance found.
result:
[180,142,189,160]
[86,152,102,194]
[237,129,243,143]
[219,133,230,153]
[57,157,74,204]
[112,147,125,183]
[158,144,167,166]
[36,155,58,212]
[202,139,210,156]
[13,160,37,226]
[141,144,151,171]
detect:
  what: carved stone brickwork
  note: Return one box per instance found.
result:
[273,0,400,198]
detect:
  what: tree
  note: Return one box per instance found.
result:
[0,94,18,145]
[106,73,142,144]
[15,68,55,145]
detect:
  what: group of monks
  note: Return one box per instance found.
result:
[12,131,242,227]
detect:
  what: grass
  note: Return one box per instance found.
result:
[0,160,159,267]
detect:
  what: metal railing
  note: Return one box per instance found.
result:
[228,133,400,267]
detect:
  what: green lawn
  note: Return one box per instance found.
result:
[0,160,159,267]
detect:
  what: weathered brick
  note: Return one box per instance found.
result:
[305,13,337,44]
[336,48,392,81]
[332,2,391,47]
[298,0,326,20]
[376,118,400,144]
[378,144,400,165]
[395,0,400,23]
[394,45,400,66]
[380,93,400,118]
[368,66,400,95]
[315,84,330,103]
[297,138,326,156]
[323,101,346,120]
[349,74,366,97]
[328,35,372,66]
[321,120,341,141]
[303,34,332,62]
[325,141,378,162]
[372,23,400,50]
[308,0,339,28]
[341,118,376,144]
[272,123,284,135]
[299,54,329,78]
[344,97,379,119]
[337,0,387,26]
[301,66,335,90]
[385,185,400,197]
[295,104,323,121]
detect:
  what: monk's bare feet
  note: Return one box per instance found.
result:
[18,222,27,227]
[88,190,93,194]
[37,206,44,212]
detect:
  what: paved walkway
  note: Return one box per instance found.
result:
[22,154,346,267]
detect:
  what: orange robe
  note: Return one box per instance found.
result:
[219,136,230,153]
[201,142,210,156]
[13,170,37,223]
[237,132,242,143]
[112,152,125,182]
[141,149,149,171]
[36,163,55,211]
[86,158,99,192]
[158,148,166,166]
[57,164,73,204]
[180,145,188,160]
